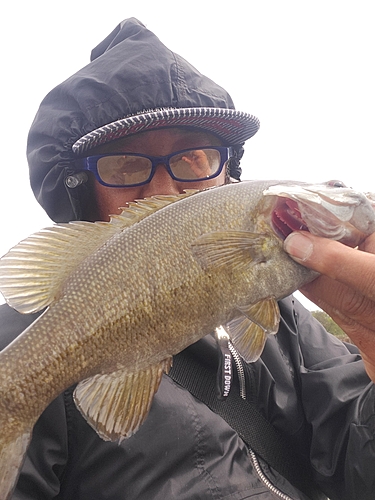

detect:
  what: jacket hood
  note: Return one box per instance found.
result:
[27,18,259,222]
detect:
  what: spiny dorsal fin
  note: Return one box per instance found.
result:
[74,357,172,441]
[111,190,198,226]
[0,191,198,314]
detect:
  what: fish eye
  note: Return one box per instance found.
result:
[327,180,346,188]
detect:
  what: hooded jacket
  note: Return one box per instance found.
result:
[26,18,255,223]
[1,297,374,500]
[2,18,374,500]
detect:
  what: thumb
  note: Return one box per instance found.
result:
[283,231,373,284]
[283,231,346,278]
[283,232,315,264]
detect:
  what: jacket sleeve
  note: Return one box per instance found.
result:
[294,299,375,500]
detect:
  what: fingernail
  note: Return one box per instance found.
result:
[284,233,313,262]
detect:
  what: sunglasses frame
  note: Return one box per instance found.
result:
[80,146,233,188]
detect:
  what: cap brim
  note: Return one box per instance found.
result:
[72,107,260,155]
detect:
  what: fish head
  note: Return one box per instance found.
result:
[262,180,375,247]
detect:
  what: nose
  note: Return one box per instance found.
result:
[140,164,180,197]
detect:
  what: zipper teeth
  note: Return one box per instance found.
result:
[228,342,246,399]
[228,341,294,500]
[248,449,294,500]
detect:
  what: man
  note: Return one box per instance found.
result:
[1,18,374,500]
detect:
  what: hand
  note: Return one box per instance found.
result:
[182,150,212,178]
[284,231,375,383]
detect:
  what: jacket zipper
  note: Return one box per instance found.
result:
[228,342,246,399]
[228,341,294,500]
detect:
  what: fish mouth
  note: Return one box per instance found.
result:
[264,181,375,247]
[272,199,309,240]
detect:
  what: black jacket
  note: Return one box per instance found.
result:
[26,18,242,224]
[1,296,374,500]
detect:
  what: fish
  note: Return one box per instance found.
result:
[0,180,374,499]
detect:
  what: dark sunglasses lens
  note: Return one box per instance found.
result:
[170,149,222,180]
[97,156,152,186]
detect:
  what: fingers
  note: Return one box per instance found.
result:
[182,151,211,177]
[284,231,375,382]
[302,276,375,383]
[302,275,375,331]
[284,232,375,301]
[359,232,375,253]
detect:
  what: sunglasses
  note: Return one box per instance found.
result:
[80,146,233,188]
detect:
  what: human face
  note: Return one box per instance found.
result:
[91,128,226,221]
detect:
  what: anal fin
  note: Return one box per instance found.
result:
[73,357,172,441]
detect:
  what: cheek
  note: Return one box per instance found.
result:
[94,183,142,221]
[206,169,227,188]
[214,169,227,186]
[178,169,226,191]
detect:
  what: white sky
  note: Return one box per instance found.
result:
[1,1,374,309]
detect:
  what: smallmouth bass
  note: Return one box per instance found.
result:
[0,180,374,499]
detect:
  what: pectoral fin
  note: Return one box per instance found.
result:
[73,357,172,441]
[191,230,270,272]
[226,297,280,362]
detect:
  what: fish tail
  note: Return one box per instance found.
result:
[0,429,32,500]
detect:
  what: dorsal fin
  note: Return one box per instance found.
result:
[0,191,198,314]
[111,190,198,226]
[0,221,120,314]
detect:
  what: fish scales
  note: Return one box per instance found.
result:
[1,180,375,500]
[0,187,263,389]
[0,187,253,405]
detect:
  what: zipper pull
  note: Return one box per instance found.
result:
[215,326,233,400]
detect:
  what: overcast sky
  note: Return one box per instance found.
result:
[1,1,374,308]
